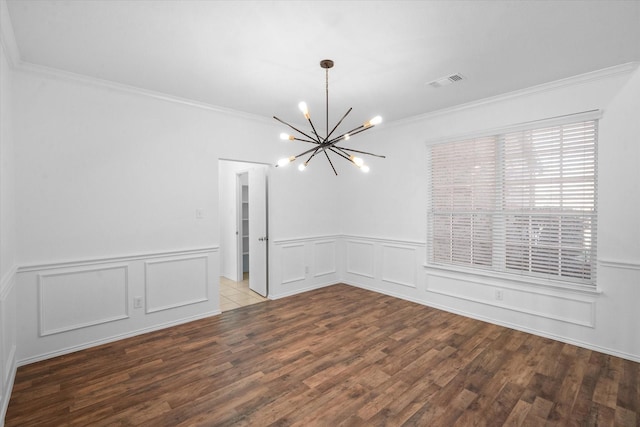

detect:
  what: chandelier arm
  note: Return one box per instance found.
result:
[333,146,387,158]
[323,149,338,175]
[326,124,378,145]
[325,107,353,142]
[305,117,323,142]
[294,145,324,159]
[292,137,321,145]
[328,147,356,164]
[304,147,322,165]
[273,116,321,143]
[325,125,367,145]
[345,125,376,138]
[332,147,359,163]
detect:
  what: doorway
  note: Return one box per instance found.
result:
[218,159,269,311]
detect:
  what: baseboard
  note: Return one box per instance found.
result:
[343,280,640,364]
[17,310,221,367]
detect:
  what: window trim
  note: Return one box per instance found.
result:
[425,110,601,292]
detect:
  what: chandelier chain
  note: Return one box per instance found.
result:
[326,67,329,140]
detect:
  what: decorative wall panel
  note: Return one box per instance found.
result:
[1,270,17,404]
[346,240,375,278]
[425,271,595,327]
[1,284,16,385]
[281,244,305,284]
[38,265,129,336]
[381,244,417,288]
[145,256,209,313]
[314,240,337,277]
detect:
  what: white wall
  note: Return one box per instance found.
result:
[12,68,343,264]
[338,63,640,362]
[0,21,17,425]
[10,64,342,364]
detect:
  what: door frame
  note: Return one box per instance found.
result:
[219,158,271,296]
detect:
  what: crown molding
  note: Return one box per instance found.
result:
[390,62,640,128]
[0,0,20,66]
[16,61,276,124]
[1,0,271,125]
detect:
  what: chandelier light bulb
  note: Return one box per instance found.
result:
[298,102,310,119]
[361,164,370,173]
[364,116,383,127]
[298,163,307,171]
[277,156,296,167]
[280,133,294,141]
[350,155,364,167]
[344,134,350,140]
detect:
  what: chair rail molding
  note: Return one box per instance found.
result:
[17,246,219,273]
[598,259,640,271]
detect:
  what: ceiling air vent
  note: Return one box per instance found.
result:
[428,73,465,88]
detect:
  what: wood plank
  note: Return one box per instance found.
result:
[5,284,640,426]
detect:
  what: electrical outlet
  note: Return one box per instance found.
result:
[494,290,503,301]
[134,297,143,309]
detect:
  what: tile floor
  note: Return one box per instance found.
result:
[220,273,268,312]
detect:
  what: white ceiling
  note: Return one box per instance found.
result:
[5,0,640,126]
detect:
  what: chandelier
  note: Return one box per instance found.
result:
[274,59,385,175]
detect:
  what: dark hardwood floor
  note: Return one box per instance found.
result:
[5,284,639,426]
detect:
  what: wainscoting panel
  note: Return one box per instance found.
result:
[1,267,17,424]
[341,237,425,293]
[424,271,596,327]
[1,278,16,383]
[281,244,305,284]
[16,247,219,366]
[38,265,129,336]
[345,240,375,278]
[313,240,337,277]
[381,244,418,288]
[145,256,209,313]
[270,236,340,299]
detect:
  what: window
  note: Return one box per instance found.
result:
[427,116,597,287]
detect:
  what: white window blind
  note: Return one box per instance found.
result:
[427,118,597,287]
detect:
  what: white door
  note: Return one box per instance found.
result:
[248,166,268,297]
